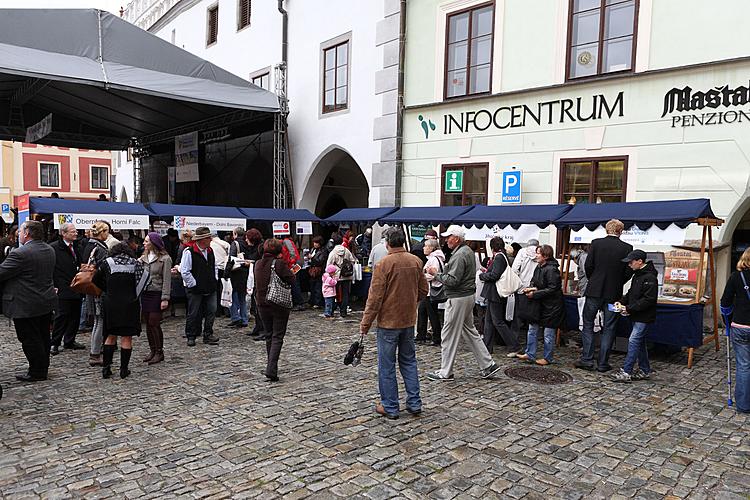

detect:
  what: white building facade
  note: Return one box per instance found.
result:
[402,0,750,279]
[121,0,403,215]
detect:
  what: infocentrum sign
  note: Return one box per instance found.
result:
[435,91,624,135]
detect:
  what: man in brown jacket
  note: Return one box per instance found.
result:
[360,228,429,420]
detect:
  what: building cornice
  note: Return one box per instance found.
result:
[123,0,197,32]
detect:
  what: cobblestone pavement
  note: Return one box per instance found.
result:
[0,309,748,499]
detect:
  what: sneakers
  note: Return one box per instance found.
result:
[610,368,632,383]
[426,371,455,381]
[505,351,519,358]
[631,368,651,381]
[480,362,502,379]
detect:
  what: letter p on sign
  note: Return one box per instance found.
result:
[501,170,522,204]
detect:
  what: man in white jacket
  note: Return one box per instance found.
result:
[509,239,538,355]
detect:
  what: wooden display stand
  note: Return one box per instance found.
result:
[559,216,723,368]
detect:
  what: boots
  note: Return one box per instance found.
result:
[148,328,164,365]
[142,327,155,363]
[102,344,116,379]
[120,348,132,379]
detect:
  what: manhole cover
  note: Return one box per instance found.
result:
[504,366,573,385]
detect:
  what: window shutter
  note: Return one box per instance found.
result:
[207,6,218,45]
[239,0,251,29]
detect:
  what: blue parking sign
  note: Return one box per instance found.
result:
[501,170,522,204]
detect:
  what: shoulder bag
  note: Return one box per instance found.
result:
[70,249,102,297]
[429,258,447,304]
[495,252,523,298]
[267,259,293,309]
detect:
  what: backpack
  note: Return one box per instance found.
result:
[340,259,354,278]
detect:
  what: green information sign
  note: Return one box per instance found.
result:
[444,170,463,192]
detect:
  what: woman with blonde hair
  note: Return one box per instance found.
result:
[139,232,172,364]
[82,221,110,366]
[720,247,750,413]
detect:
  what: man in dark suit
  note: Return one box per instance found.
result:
[575,219,633,373]
[50,222,85,355]
[0,220,57,381]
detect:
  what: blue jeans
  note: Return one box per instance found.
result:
[324,297,335,317]
[377,327,421,416]
[581,296,620,369]
[230,290,248,325]
[731,326,750,413]
[526,324,556,362]
[622,321,651,375]
[291,279,304,306]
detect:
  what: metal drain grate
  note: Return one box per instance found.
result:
[504,366,573,385]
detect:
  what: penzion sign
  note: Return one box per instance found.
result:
[662,82,750,127]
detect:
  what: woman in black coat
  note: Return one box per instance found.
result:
[94,243,149,379]
[253,238,295,382]
[517,244,564,366]
[307,235,328,308]
[479,236,518,355]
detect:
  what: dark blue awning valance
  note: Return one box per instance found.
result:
[454,204,573,229]
[30,197,151,215]
[323,207,398,225]
[379,206,475,225]
[146,203,245,218]
[554,199,716,231]
[239,208,320,222]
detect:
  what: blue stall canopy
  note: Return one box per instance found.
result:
[239,208,320,222]
[554,199,717,231]
[323,207,398,225]
[454,204,573,229]
[146,203,245,219]
[379,206,475,225]
[30,197,152,216]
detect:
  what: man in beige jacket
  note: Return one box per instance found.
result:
[360,228,429,420]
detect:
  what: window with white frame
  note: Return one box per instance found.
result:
[91,166,109,190]
[39,162,60,188]
[322,40,350,113]
[251,72,269,90]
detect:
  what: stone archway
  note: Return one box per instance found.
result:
[299,146,369,218]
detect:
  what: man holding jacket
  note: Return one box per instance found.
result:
[575,219,633,373]
[425,225,501,381]
[360,228,428,420]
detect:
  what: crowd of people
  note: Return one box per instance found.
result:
[0,216,746,416]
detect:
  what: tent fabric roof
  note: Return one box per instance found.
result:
[323,207,398,225]
[379,206,475,225]
[0,9,277,150]
[239,208,320,222]
[30,197,151,215]
[146,203,245,219]
[554,199,716,230]
[454,204,573,229]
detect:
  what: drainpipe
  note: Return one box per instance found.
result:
[394,0,406,207]
[278,0,288,65]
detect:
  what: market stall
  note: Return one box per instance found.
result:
[146,203,246,233]
[29,197,152,230]
[454,204,573,242]
[554,198,723,368]
[322,207,399,226]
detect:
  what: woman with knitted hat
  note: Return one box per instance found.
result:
[139,232,172,364]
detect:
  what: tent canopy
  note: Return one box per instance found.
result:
[454,204,573,229]
[146,203,245,219]
[323,207,398,225]
[30,197,151,215]
[0,9,278,150]
[554,199,717,231]
[379,206,475,225]
[239,208,320,222]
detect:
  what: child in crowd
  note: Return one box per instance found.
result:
[322,264,339,318]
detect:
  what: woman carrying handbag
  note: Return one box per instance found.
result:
[253,238,295,382]
[81,222,110,367]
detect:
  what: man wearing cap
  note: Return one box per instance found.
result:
[425,225,501,381]
[575,219,633,373]
[611,249,657,383]
[180,227,220,346]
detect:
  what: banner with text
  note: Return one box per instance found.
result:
[464,224,541,243]
[175,132,199,183]
[174,216,245,233]
[54,213,150,230]
[570,224,687,246]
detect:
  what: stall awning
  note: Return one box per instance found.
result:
[379,206,475,225]
[0,9,278,150]
[554,199,716,231]
[30,197,151,215]
[239,208,320,222]
[323,207,398,225]
[454,204,573,229]
[146,203,245,218]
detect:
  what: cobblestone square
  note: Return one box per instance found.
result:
[1,310,748,499]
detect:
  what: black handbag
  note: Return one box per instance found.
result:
[516,293,541,323]
[429,259,447,304]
